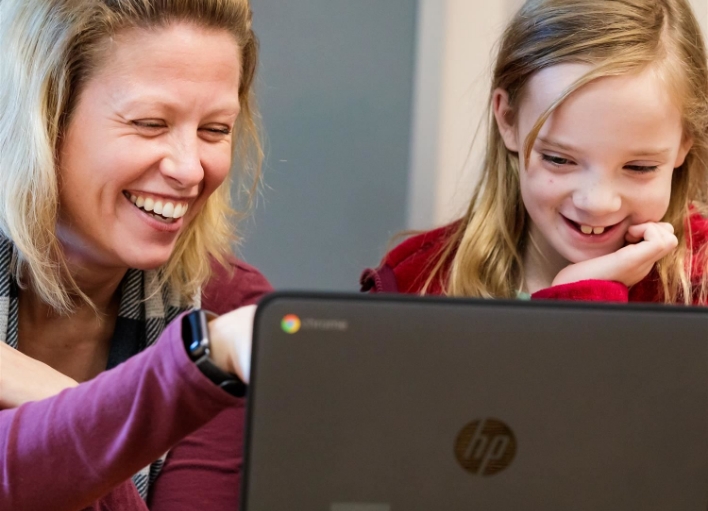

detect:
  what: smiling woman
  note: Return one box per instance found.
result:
[0,1,270,510]
[58,23,242,272]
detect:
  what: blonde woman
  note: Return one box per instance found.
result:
[363,0,708,305]
[0,0,270,509]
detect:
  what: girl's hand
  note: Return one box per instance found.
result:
[0,342,78,409]
[552,222,678,288]
[207,304,256,384]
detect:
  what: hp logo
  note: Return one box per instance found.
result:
[454,418,517,476]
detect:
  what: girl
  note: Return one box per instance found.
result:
[362,0,708,305]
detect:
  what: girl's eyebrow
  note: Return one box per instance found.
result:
[536,137,577,152]
[537,137,671,159]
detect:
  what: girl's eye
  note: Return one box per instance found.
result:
[625,164,658,173]
[541,154,573,166]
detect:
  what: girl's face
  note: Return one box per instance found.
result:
[495,63,691,266]
[57,23,242,272]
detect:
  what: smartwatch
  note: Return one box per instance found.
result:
[182,309,247,398]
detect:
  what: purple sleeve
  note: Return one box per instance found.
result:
[147,264,272,511]
[0,317,237,511]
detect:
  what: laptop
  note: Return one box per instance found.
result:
[241,292,708,511]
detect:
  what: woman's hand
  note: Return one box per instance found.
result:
[0,342,79,409]
[207,304,256,384]
[552,222,678,288]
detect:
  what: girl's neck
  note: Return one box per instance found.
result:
[521,223,569,294]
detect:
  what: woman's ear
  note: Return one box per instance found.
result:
[492,88,519,152]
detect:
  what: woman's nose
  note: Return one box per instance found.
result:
[159,135,204,189]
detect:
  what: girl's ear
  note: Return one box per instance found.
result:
[674,134,693,168]
[492,88,519,152]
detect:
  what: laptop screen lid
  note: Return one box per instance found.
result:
[242,292,708,511]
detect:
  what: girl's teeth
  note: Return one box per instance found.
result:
[579,225,607,235]
[153,201,164,215]
[174,204,183,218]
[136,196,145,208]
[144,198,155,212]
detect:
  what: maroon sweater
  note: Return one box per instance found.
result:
[0,257,271,511]
[362,213,708,304]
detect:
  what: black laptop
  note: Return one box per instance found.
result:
[241,293,708,510]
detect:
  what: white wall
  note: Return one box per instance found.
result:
[408,0,708,229]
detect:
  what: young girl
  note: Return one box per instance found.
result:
[362,0,708,305]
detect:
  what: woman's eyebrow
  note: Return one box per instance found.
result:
[114,94,240,116]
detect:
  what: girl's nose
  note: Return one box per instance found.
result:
[571,174,622,216]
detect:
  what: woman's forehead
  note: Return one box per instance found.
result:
[83,23,242,114]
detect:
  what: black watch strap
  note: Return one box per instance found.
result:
[182,310,247,398]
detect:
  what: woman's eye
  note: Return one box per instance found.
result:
[541,154,572,166]
[625,164,658,173]
[133,120,166,129]
[201,126,232,135]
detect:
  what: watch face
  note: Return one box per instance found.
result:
[183,310,210,360]
[191,338,210,359]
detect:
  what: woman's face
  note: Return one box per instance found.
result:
[57,23,242,271]
[495,63,691,266]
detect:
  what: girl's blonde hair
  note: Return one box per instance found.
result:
[425,0,708,304]
[0,0,261,314]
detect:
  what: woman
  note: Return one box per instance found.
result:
[0,0,268,509]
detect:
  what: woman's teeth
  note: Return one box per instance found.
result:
[580,225,606,235]
[126,193,189,220]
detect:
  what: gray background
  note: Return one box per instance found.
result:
[238,0,418,291]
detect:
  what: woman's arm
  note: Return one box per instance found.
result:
[0,342,78,409]
[0,317,237,511]
[147,263,272,510]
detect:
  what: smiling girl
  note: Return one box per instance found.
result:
[362,0,708,305]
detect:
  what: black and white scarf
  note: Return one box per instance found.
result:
[0,236,196,500]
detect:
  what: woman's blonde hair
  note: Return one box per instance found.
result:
[0,0,261,313]
[424,0,708,304]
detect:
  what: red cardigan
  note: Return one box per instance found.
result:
[361,213,708,304]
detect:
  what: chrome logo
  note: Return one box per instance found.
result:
[281,314,301,334]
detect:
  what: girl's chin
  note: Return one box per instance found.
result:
[559,246,619,265]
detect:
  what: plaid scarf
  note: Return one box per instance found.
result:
[0,235,197,500]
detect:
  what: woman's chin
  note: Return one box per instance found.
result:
[119,248,176,271]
